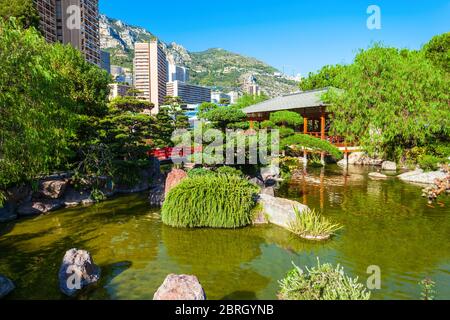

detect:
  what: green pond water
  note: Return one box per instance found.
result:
[0,165,449,300]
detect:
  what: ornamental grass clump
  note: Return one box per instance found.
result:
[279,260,371,300]
[288,208,342,241]
[161,175,258,228]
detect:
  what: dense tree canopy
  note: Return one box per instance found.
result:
[299,64,347,91]
[325,43,450,160]
[422,32,450,74]
[0,0,39,29]
[200,106,247,131]
[0,20,110,193]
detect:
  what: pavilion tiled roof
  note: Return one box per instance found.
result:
[242,88,330,114]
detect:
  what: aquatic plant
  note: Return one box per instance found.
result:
[420,279,436,300]
[162,175,259,228]
[288,208,342,241]
[279,259,371,300]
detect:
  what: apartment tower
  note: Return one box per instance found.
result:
[133,40,168,114]
[34,0,57,43]
[33,0,101,66]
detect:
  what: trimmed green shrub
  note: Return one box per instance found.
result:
[270,111,303,128]
[281,134,343,159]
[162,175,259,228]
[216,166,244,177]
[260,120,276,129]
[279,259,371,300]
[279,127,295,138]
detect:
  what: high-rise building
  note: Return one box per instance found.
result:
[56,0,101,66]
[168,63,189,82]
[166,81,211,105]
[133,40,168,113]
[242,75,261,96]
[101,51,111,73]
[33,0,101,66]
[108,83,132,101]
[34,0,57,43]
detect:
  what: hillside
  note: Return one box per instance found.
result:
[100,14,299,97]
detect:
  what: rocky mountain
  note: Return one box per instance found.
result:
[100,14,299,97]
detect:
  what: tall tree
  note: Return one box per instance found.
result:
[0,0,40,29]
[326,44,450,160]
[299,64,347,91]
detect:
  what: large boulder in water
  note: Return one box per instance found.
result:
[164,169,188,197]
[257,194,309,229]
[0,274,15,299]
[153,274,206,300]
[58,249,100,297]
[382,161,397,171]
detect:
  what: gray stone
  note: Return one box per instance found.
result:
[257,194,309,230]
[63,188,92,207]
[260,165,281,182]
[39,179,68,199]
[0,203,17,223]
[0,274,15,299]
[153,274,206,300]
[17,199,64,217]
[58,249,100,297]
[249,177,265,189]
[382,161,397,171]
[261,187,275,197]
[369,172,388,180]
[398,170,447,185]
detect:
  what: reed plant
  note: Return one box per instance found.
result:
[162,174,258,228]
[288,208,342,240]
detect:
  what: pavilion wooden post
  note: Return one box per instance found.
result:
[303,117,308,167]
[320,111,326,165]
[249,120,254,129]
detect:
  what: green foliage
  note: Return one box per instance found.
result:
[163,96,189,129]
[420,279,436,300]
[109,96,154,113]
[0,0,39,29]
[326,43,449,159]
[197,102,218,119]
[299,64,347,91]
[216,166,244,177]
[233,93,269,109]
[201,106,247,131]
[150,107,176,148]
[0,20,109,191]
[162,175,258,228]
[279,260,371,300]
[288,208,342,240]
[187,168,215,178]
[281,134,343,159]
[418,155,441,172]
[279,127,295,138]
[260,120,276,129]
[270,111,303,128]
[422,32,450,74]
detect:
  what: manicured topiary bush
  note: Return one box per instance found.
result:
[279,259,371,300]
[162,175,259,228]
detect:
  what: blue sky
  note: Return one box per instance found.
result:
[100,0,450,75]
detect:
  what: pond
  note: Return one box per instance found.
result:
[0,165,449,300]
